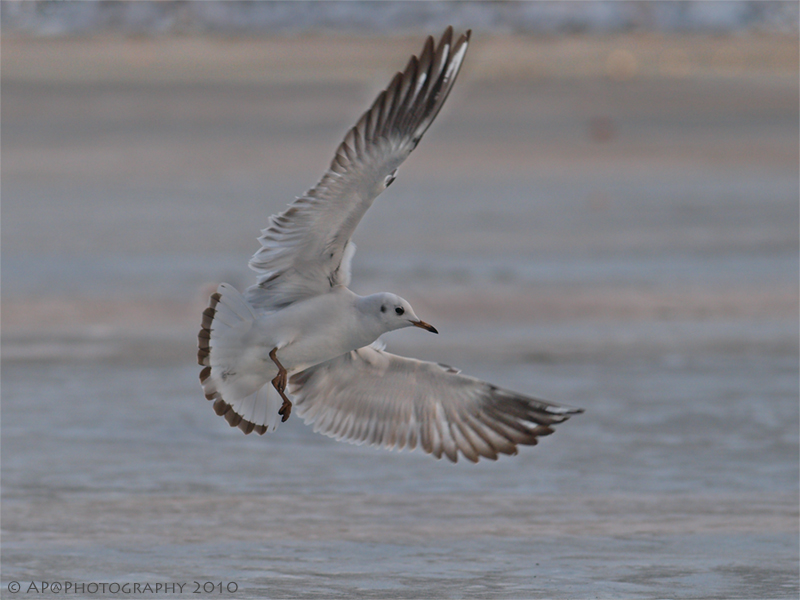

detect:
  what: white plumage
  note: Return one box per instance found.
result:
[198,27,583,462]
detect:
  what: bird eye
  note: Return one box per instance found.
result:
[395,307,404,315]
[380,305,386,313]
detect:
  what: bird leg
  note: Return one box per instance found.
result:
[269,347,292,422]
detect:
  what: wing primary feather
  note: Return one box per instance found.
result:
[392,55,420,138]
[461,412,508,458]
[402,34,439,135]
[379,72,404,139]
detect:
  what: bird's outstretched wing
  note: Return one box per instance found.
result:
[246,27,470,310]
[289,343,584,463]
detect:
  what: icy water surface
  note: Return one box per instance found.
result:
[3,350,798,598]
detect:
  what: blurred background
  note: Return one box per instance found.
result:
[2,2,798,598]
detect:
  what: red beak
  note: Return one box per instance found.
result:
[411,320,438,334]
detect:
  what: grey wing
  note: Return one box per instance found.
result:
[289,344,584,463]
[245,27,471,310]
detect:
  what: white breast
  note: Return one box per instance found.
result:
[258,288,379,373]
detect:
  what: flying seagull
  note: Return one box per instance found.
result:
[198,27,583,463]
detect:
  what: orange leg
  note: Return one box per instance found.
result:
[269,347,292,422]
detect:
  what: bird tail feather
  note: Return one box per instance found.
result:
[198,283,284,434]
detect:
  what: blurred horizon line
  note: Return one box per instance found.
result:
[2,0,798,39]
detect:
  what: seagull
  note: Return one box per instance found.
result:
[198,27,583,463]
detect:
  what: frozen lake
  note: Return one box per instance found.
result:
[2,33,798,598]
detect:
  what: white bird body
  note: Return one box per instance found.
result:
[260,287,377,373]
[217,286,401,383]
[197,27,583,462]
